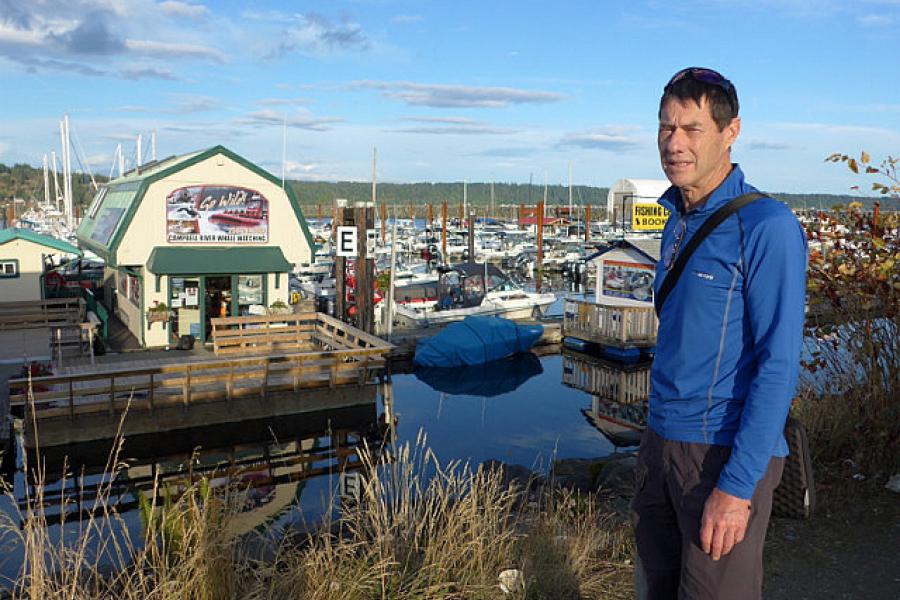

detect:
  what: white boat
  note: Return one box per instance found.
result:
[393,262,555,328]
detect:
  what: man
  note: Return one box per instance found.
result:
[632,67,807,599]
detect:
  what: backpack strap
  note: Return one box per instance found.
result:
[654,192,765,316]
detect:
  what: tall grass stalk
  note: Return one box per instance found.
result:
[1,400,634,599]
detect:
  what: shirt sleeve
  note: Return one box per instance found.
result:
[716,209,808,500]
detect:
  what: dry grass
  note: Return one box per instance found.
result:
[796,314,900,480]
[1,414,634,600]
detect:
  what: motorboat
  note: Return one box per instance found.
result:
[393,262,555,328]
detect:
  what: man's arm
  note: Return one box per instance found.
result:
[701,208,807,559]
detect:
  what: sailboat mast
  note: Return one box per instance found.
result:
[42,154,50,207]
[50,151,61,211]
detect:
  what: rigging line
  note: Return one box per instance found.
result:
[70,122,98,190]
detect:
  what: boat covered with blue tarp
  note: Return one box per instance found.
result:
[413,315,543,368]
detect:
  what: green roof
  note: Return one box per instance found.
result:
[147,247,292,275]
[0,228,82,255]
[76,145,315,266]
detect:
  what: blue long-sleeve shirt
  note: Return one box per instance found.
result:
[649,165,807,500]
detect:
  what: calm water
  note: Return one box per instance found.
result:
[0,348,628,583]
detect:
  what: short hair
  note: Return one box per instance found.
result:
[659,76,739,131]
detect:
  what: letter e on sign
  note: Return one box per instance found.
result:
[336,226,358,257]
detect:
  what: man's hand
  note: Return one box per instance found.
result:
[700,487,751,561]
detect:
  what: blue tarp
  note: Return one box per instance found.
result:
[413,316,544,368]
[414,352,543,397]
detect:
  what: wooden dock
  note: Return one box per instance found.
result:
[562,298,657,349]
[8,313,393,447]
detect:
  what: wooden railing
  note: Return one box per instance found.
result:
[562,298,657,348]
[211,312,391,357]
[0,298,84,331]
[562,350,651,405]
[9,317,394,420]
[211,312,319,356]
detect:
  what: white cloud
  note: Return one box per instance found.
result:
[264,12,370,59]
[350,81,565,108]
[158,1,209,19]
[240,109,343,131]
[392,14,423,23]
[257,97,312,107]
[745,140,791,150]
[857,13,896,26]
[125,39,226,62]
[559,126,645,151]
[0,141,9,156]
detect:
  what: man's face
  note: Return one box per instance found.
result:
[658,96,740,203]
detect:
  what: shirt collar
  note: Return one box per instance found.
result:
[657,164,750,216]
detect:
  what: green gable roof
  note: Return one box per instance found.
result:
[147,247,292,275]
[0,227,82,255]
[76,145,315,266]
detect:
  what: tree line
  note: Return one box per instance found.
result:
[0,162,893,217]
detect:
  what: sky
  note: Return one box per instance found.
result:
[1,0,899,195]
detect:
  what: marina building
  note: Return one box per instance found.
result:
[75,146,315,348]
[0,227,81,303]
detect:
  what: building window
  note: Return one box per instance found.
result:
[0,259,19,278]
[87,186,108,219]
[128,274,141,307]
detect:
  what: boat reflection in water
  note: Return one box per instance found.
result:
[414,352,543,398]
[19,391,393,532]
[561,348,650,449]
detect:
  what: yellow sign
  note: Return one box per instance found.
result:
[631,203,670,231]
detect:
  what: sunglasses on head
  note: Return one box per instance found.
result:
[665,67,737,112]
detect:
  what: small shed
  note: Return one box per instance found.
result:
[585,238,661,305]
[0,227,81,303]
[606,179,670,231]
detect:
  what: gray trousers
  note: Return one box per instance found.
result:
[632,428,784,600]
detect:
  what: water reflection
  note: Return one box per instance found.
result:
[561,349,650,450]
[20,401,389,529]
[414,353,543,397]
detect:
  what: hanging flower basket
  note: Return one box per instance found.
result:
[147,303,172,327]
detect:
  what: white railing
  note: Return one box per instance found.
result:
[562,298,657,346]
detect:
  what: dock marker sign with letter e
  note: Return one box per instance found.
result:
[631,203,670,231]
[336,226,358,257]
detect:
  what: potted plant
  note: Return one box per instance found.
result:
[147,301,172,325]
[267,299,292,315]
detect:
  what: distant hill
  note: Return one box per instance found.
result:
[1,162,894,218]
[0,162,107,216]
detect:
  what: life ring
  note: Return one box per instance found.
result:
[427,244,438,255]
[427,258,438,271]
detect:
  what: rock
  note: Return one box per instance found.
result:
[595,454,638,496]
[551,458,608,492]
[885,474,900,493]
[498,569,525,594]
[594,454,638,520]
[481,460,542,491]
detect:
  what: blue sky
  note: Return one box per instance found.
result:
[1,0,899,194]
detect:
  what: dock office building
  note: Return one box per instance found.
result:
[76,146,315,348]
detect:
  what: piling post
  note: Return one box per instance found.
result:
[468,210,476,262]
[334,199,348,321]
[441,202,448,263]
[537,200,544,293]
[585,205,592,242]
[354,201,375,334]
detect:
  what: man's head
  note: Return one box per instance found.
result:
[658,67,741,207]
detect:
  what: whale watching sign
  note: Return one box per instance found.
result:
[166,186,269,243]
